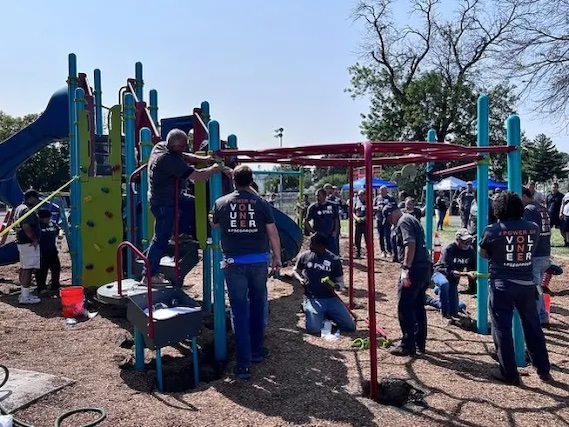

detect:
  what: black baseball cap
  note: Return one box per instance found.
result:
[24,189,40,199]
[382,204,399,219]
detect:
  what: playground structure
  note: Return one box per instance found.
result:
[216,95,524,400]
[0,53,532,400]
[0,53,304,389]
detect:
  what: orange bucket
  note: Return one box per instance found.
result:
[60,286,85,318]
[543,294,551,315]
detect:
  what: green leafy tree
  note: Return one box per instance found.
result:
[313,173,348,191]
[523,134,569,183]
[348,0,531,193]
[1,111,69,192]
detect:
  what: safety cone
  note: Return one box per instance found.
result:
[433,232,442,263]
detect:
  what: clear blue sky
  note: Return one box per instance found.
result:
[1,0,567,160]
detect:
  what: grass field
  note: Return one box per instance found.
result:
[341,216,569,258]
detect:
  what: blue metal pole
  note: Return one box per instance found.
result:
[124,93,136,277]
[140,127,152,250]
[201,101,210,122]
[68,54,79,285]
[209,120,226,362]
[74,87,85,285]
[227,134,237,191]
[425,129,436,253]
[94,69,103,135]
[202,99,212,312]
[149,89,158,126]
[476,95,490,335]
[507,114,526,367]
[135,62,143,102]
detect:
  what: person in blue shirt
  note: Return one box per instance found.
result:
[294,233,355,334]
[479,191,551,385]
[353,190,368,258]
[383,204,431,356]
[522,186,552,326]
[373,186,396,258]
[211,165,282,380]
[304,189,340,254]
[35,209,61,295]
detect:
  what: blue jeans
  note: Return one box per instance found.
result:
[432,272,459,317]
[532,256,550,324]
[489,279,550,381]
[144,195,195,277]
[225,262,269,369]
[303,296,356,334]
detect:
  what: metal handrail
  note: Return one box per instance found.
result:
[128,163,149,250]
[116,240,155,338]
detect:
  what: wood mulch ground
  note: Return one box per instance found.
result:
[1,233,568,427]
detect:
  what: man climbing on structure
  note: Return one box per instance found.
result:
[142,128,231,285]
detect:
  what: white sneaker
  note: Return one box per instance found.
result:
[141,273,170,286]
[18,295,41,305]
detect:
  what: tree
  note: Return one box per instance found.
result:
[0,111,70,192]
[260,165,312,193]
[501,0,569,119]
[313,173,348,191]
[347,0,532,193]
[522,134,568,183]
[17,143,70,191]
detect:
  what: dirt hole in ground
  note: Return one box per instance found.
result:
[363,378,428,408]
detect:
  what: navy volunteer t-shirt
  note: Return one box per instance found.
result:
[147,142,194,207]
[373,195,396,221]
[295,249,343,299]
[459,190,475,211]
[479,220,539,285]
[395,213,429,267]
[39,220,60,254]
[212,190,275,258]
[14,203,41,245]
[436,242,476,286]
[523,201,551,257]
[306,202,338,237]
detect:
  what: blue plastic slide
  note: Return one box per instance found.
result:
[0,88,69,265]
[271,207,303,264]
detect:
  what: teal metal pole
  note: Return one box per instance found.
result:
[209,120,226,362]
[201,101,210,122]
[506,114,526,367]
[94,69,103,135]
[149,89,158,126]
[140,127,152,250]
[227,134,237,191]
[425,129,436,253]
[68,54,79,285]
[135,62,143,101]
[74,87,85,285]
[476,95,490,335]
[124,93,136,277]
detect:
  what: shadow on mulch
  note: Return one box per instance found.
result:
[214,288,377,427]
[0,292,63,319]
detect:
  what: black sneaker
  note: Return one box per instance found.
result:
[233,366,251,380]
[538,372,553,382]
[252,348,270,364]
[491,371,520,386]
[390,345,416,357]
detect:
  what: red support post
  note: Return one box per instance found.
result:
[363,142,378,401]
[348,167,355,310]
[116,241,155,339]
[128,163,148,256]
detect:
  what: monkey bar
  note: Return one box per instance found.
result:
[216,138,516,401]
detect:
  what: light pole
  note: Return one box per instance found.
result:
[274,127,284,206]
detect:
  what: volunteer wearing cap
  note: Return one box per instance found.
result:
[479,191,551,385]
[383,204,431,356]
[432,229,476,318]
[373,186,396,258]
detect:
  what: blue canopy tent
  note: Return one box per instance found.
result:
[341,177,398,190]
[423,176,467,191]
[472,179,507,190]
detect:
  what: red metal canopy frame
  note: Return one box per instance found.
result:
[216,140,515,401]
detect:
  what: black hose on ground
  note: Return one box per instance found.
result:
[0,364,107,427]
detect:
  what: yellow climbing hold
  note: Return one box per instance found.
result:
[93,244,101,252]
[84,195,93,203]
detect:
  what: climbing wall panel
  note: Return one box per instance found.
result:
[80,178,123,287]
